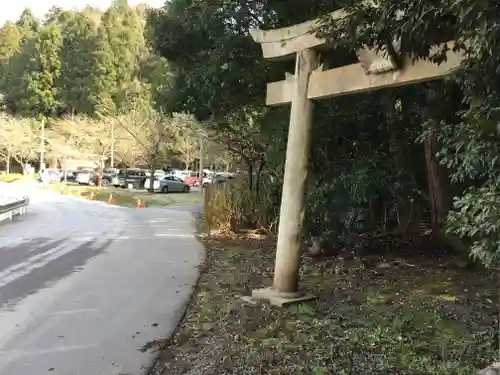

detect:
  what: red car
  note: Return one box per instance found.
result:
[183,172,201,186]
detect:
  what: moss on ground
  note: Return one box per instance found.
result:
[148,232,498,375]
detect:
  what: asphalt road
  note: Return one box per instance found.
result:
[0,183,204,375]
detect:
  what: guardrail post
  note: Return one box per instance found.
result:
[0,196,29,223]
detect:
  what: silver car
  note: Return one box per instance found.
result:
[40,168,62,184]
[144,175,190,193]
[75,168,94,185]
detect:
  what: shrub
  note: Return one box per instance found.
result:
[203,176,280,234]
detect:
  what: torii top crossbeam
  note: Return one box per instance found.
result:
[250,9,464,106]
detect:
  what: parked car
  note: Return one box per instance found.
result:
[60,169,78,182]
[144,175,191,193]
[40,168,62,184]
[184,172,201,186]
[116,168,147,189]
[75,168,96,185]
[167,169,189,181]
[145,169,167,179]
[202,173,232,188]
[102,168,119,185]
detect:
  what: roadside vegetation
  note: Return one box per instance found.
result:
[0,173,24,182]
[149,233,497,375]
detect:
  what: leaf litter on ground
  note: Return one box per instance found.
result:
[147,231,498,375]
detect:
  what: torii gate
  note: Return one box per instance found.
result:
[249,9,464,306]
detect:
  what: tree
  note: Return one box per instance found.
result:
[15,8,39,41]
[115,103,177,191]
[0,113,39,172]
[315,0,500,265]
[57,11,100,116]
[0,22,21,65]
[171,114,203,170]
[48,116,113,184]
[145,0,458,245]
[0,22,22,101]
[11,22,62,117]
[101,1,147,112]
[89,24,117,116]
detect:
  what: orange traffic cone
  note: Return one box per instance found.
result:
[89,192,95,200]
[108,194,113,204]
[137,199,143,208]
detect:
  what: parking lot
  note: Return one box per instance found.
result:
[43,181,203,207]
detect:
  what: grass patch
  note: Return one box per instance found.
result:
[44,182,203,207]
[0,173,25,183]
[148,234,498,375]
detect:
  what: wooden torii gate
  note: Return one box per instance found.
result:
[249,10,464,306]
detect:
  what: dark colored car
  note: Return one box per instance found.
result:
[61,169,78,182]
[116,168,147,189]
[102,168,119,185]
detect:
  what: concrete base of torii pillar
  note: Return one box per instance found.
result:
[251,288,316,307]
[250,48,319,307]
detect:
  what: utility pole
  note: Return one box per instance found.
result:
[110,121,115,168]
[199,133,204,193]
[39,119,45,171]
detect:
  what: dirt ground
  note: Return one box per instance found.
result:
[147,232,498,375]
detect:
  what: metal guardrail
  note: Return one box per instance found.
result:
[0,197,29,221]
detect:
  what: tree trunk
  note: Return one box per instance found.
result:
[5,151,10,174]
[423,134,450,231]
[97,159,104,188]
[50,155,58,169]
[149,141,160,193]
[386,94,414,231]
[255,159,265,202]
[422,85,452,234]
[149,164,156,192]
[247,162,253,190]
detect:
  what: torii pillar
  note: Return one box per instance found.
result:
[254,48,318,305]
[249,10,463,307]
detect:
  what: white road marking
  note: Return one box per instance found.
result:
[0,344,97,359]
[0,242,69,284]
[45,308,99,316]
[0,241,87,288]
[154,233,194,238]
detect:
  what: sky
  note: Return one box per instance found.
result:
[0,0,165,25]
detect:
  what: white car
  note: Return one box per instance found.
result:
[145,169,167,178]
[202,173,232,187]
[75,169,94,185]
[167,169,189,180]
[40,169,62,184]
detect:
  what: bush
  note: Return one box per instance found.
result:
[203,176,280,234]
[446,185,500,268]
